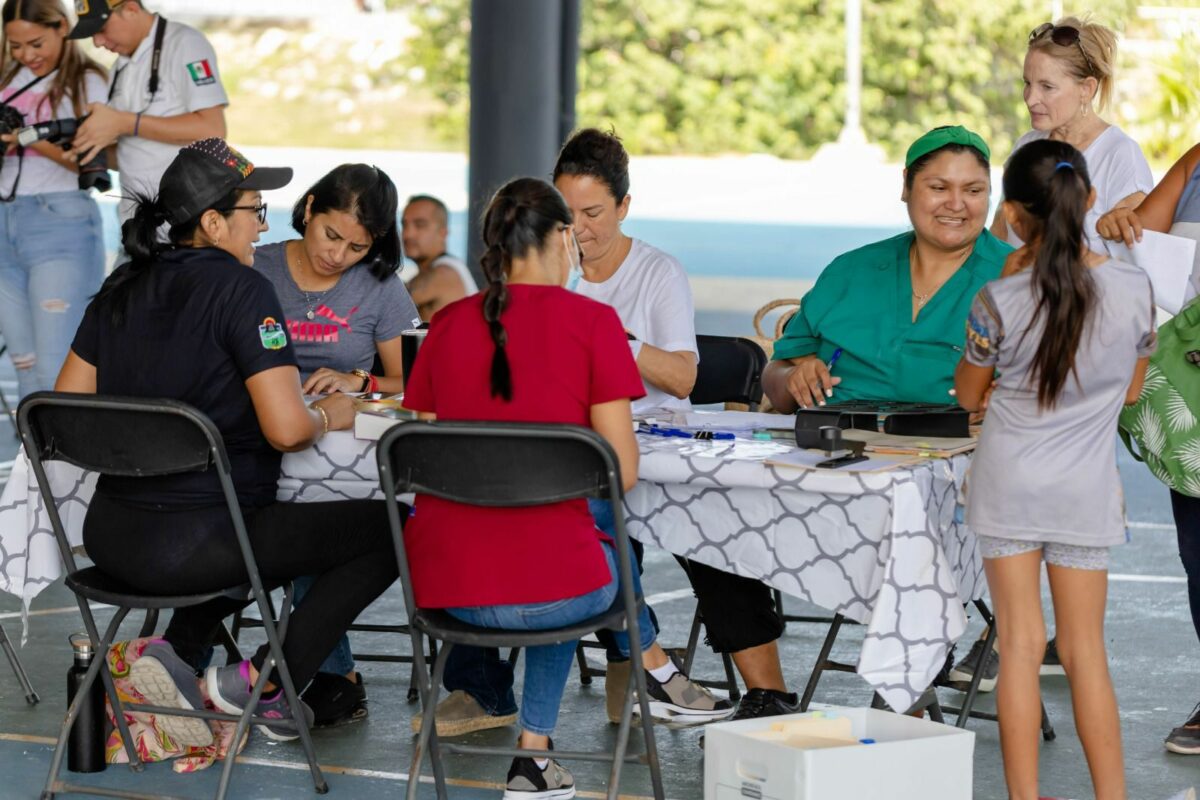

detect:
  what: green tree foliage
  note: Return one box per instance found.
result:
[404,0,1150,161]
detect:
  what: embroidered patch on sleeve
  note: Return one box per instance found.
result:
[966,314,992,354]
[186,60,216,86]
[258,317,287,350]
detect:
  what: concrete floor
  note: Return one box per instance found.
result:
[1,329,1199,799]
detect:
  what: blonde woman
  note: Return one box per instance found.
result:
[0,0,106,398]
[991,17,1153,254]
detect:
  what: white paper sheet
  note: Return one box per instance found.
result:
[1108,230,1197,315]
[682,410,795,431]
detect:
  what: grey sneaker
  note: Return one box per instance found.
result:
[503,750,575,799]
[634,669,734,723]
[1166,703,1200,755]
[947,636,999,692]
[205,660,314,742]
[410,689,518,736]
[128,639,214,748]
[1040,637,1066,676]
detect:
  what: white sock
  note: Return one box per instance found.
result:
[534,757,549,770]
[648,661,680,683]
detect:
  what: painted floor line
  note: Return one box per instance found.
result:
[1110,573,1187,584]
[642,587,695,605]
[0,733,670,800]
[1128,521,1177,531]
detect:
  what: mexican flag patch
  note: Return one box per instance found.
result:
[186,59,216,86]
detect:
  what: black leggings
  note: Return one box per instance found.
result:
[83,493,399,689]
[1170,490,1200,645]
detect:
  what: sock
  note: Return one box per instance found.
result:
[534,757,549,770]
[648,661,680,683]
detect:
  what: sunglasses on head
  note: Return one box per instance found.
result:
[1029,23,1096,76]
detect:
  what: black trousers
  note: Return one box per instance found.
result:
[1170,490,1200,645]
[83,493,399,689]
[675,556,784,654]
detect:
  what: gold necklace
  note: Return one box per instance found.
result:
[910,245,959,308]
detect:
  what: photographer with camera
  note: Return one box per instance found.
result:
[66,0,227,222]
[0,0,106,399]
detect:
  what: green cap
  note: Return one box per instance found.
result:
[904,125,990,168]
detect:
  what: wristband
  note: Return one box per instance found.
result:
[312,404,329,436]
[368,374,379,393]
[133,112,143,137]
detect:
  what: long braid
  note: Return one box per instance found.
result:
[480,239,512,400]
[477,177,574,402]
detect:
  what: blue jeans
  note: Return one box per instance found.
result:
[447,539,654,735]
[442,499,657,713]
[293,574,356,676]
[0,191,104,399]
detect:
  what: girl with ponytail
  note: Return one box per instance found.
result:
[401,177,729,797]
[955,137,1156,800]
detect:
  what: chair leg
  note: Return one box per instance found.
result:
[408,639,450,800]
[799,614,846,712]
[607,659,637,799]
[720,652,741,703]
[137,609,159,639]
[954,612,997,728]
[0,621,38,704]
[216,622,243,665]
[43,608,138,800]
[627,631,665,800]
[574,641,593,685]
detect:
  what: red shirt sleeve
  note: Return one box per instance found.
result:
[590,305,647,406]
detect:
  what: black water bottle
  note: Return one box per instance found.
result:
[66,633,106,773]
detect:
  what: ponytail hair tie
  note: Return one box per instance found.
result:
[1054,161,1075,173]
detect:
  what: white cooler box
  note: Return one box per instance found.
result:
[704,705,974,800]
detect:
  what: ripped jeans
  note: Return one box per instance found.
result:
[0,191,105,398]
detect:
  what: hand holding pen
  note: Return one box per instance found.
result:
[785,348,844,409]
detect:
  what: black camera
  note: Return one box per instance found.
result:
[14,115,112,193]
[0,102,24,137]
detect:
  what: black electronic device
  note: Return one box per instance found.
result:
[794,401,969,446]
[16,116,111,193]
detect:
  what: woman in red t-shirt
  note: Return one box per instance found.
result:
[403,178,726,798]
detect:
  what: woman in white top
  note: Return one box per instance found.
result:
[0,0,106,398]
[991,17,1153,255]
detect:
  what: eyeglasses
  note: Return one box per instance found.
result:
[1029,23,1096,76]
[222,202,268,224]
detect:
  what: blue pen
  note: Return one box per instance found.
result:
[827,348,843,370]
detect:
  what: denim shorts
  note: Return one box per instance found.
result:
[977,535,1109,571]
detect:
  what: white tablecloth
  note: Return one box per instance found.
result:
[0,428,982,711]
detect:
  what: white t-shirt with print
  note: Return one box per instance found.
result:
[108,16,229,219]
[0,67,107,196]
[1004,126,1153,253]
[575,238,697,414]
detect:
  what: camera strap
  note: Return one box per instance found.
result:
[107,15,168,108]
[0,73,51,203]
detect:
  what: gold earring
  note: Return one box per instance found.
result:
[1081,102,1089,117]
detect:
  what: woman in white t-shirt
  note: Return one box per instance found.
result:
[990,17,1153,256]
[0,0,106,398]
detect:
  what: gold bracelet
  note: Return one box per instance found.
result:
[312,404,329,436]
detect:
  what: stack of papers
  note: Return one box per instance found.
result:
[842,430,976,457]
[1107,230,1197,315]
[682,410,795,431]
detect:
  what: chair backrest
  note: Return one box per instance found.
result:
[379,421,619,507]
[16,392,246,578]
[690,335,768,408]
[17,392,227,477]
[376,421,637,623]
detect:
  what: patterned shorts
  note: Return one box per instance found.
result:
[977,535,1109,571]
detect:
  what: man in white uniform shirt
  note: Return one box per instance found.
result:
[68,0,228,221]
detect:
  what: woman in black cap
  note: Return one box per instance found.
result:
[54,138,399,748]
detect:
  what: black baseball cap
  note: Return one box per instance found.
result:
[68,0,122,40]
[158,138,293,226]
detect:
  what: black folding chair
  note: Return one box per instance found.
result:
[18,392,327,800]
[378,421,664,800]
[798,601,1056,738]
[1,619,38,705]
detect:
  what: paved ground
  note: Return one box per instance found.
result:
[1,323,1198,799]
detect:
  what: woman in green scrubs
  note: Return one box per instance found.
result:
[764,126,1011,411]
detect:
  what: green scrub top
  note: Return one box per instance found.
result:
[773,229,1011,404]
